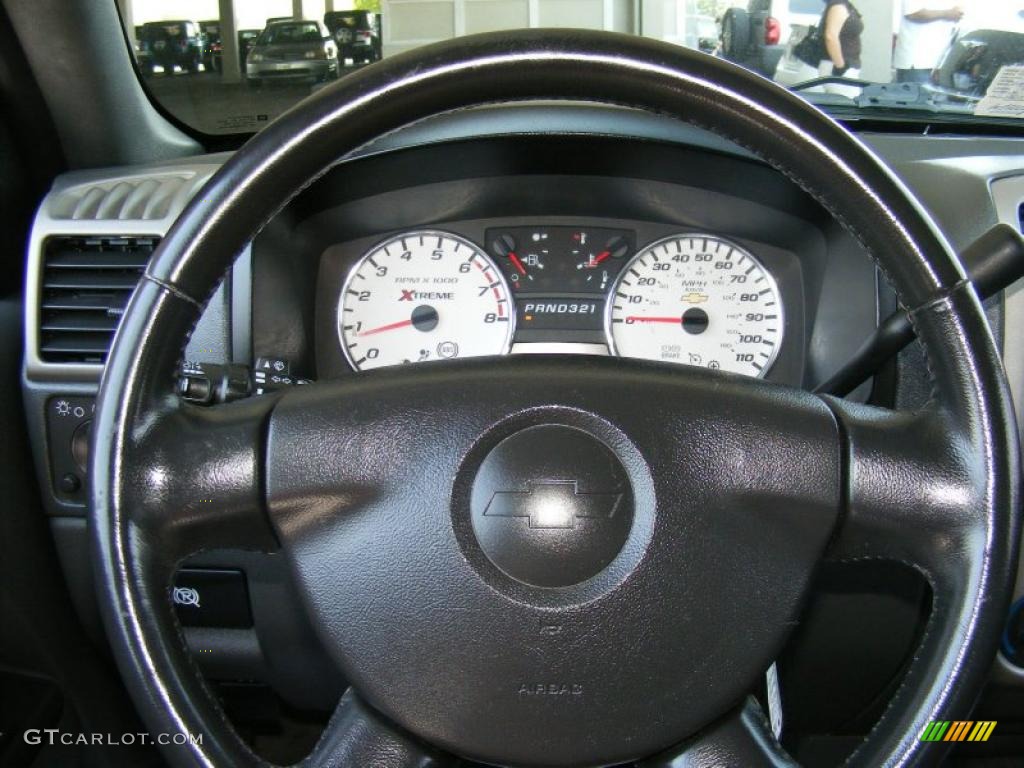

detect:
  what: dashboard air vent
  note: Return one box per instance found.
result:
[39,236,157,364]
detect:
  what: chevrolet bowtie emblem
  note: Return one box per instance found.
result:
[483,480,623,529]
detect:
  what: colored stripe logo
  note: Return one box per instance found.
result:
[920,721,997,742]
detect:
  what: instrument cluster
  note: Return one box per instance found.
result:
[336,224,785,378]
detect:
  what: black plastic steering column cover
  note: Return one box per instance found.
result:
[89,29,1019,768]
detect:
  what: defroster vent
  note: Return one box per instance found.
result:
[39,236,157,364]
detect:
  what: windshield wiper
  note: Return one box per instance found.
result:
[853,82,978,114]
[788,75,872,94]
[790,79,979,115]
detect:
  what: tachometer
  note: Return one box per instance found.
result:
[338,231,514,371]
[606,234,783,377]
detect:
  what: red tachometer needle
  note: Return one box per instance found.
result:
[358,318,414,336]
[626,316,681,324]
[586,250,611,267]
[507,251,527,275]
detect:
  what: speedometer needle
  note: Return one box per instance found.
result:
[626,316,682,323]
[358,318,414,336]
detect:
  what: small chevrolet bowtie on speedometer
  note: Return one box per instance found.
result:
[606,234,783,377]
[338,231,514,370]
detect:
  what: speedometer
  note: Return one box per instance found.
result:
[338,231,514,371]
[606,234,783,377]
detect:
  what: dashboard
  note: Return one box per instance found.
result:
[256,131,868,393]
[19,104,1024,723]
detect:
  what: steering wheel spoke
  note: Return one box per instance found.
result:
[120,395,279,567]
[821,399,984,577]
[641,697,796,768]
[306,690,448,768]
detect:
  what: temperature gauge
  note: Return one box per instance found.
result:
[574,233,630,292]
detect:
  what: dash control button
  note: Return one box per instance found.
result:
[59,473,81,493]
[46,396,95,501]
[255,356,290,375]
[71,420,91,473]
[172,568,253,628]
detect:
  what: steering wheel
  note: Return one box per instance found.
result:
[91,29,1020,768]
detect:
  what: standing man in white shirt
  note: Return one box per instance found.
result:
[892,1,965,83]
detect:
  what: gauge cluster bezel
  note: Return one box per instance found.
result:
[316,215,806,385]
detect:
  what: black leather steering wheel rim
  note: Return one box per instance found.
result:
[90,29,1020,768]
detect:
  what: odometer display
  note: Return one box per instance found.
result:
[338,231,514,371]
[606,235,783,377]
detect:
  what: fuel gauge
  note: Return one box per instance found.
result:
[492,233,547,290]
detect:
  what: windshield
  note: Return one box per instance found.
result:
[119,1,1024,136]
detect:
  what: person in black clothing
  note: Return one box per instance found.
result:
[821,0,864,95]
